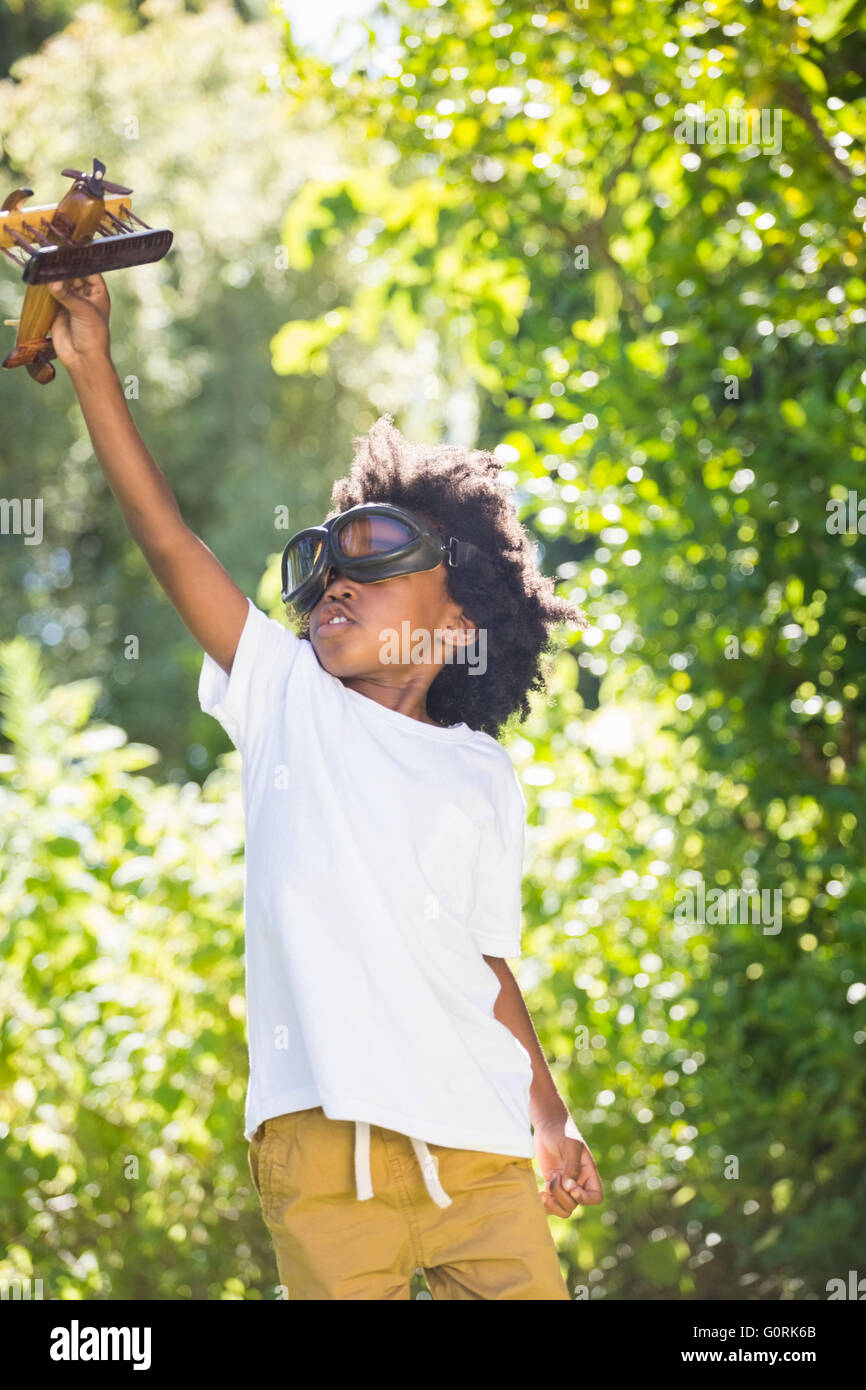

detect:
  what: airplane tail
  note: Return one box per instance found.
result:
[2,336,56,383]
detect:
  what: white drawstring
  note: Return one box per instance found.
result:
[354,1121,375,1200]
[354,1120,452,1208]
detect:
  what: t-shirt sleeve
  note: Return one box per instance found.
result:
[197,595,304,753]
[468,760,527,959]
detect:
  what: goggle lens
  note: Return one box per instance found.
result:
[286,533,323,589]
[339,514,415,557]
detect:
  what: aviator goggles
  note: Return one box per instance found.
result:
[281,502,484,614]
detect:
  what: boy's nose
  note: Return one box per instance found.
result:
[322,565,358,598]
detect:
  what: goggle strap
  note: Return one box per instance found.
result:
[446,536,480,567]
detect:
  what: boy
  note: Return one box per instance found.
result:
[47,273,603,1301]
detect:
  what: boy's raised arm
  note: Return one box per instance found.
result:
[47,275,249,676]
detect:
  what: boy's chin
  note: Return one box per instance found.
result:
[310,638,364,676]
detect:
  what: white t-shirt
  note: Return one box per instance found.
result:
[198,596,535,1157]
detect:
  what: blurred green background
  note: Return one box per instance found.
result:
[1,0,864,1300]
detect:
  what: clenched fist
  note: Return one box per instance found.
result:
[46,274,112,370]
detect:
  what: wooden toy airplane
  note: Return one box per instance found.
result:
[1,157,172,384]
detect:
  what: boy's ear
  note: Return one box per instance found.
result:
[451,616,478,647]
[458,606,479,634]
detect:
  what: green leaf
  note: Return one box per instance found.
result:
[796,58,827,93]
[780,398,807,429]
[270,309,352,376]
[804,0,859,42]
[636,1238,681,1286]
[45,837,82,858]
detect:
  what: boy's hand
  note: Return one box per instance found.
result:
[532,1112,603,1218]
[46,274,112,369]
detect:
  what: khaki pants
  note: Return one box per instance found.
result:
[249,1106,571,1300]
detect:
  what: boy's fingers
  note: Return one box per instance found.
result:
[47,277,107,310]
[541,1190,567,1217]
[573,1180,602,1204]
[544,1173,579,1216]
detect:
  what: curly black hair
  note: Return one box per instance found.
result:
[286,415,588,740]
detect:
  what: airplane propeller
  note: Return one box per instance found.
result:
[60,157,132,198]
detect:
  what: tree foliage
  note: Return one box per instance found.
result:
[0,0,366,778]
[271,0,866,1297]
[0,630,281,1297]
[0,0,864,1299]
